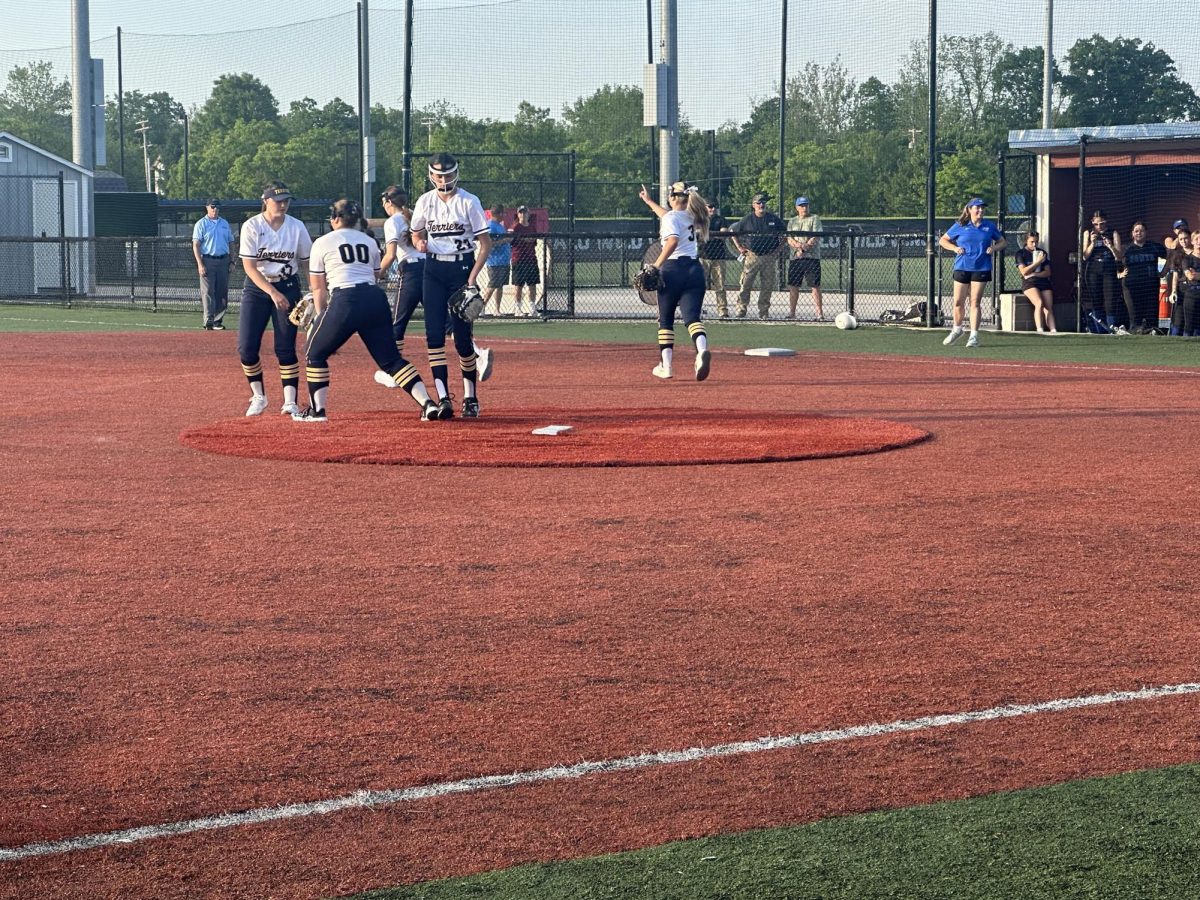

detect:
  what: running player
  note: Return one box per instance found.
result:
[296,198,439,422]
[409,153,493,418]
[637,181,712,381]
[238,180,312,416]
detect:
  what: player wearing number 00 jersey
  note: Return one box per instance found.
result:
[297,198,439,422]
[237,180,312,417]
[408,153,493,419]
[638,180,712,382]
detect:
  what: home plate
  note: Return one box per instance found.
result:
[744,347,797,357]
[531,424,574,436]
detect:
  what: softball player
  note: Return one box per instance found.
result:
[409,153,493,419]
[372,185,493,393]
[297,198,439,422]
[638,181,712,381]
[238,181,312,416]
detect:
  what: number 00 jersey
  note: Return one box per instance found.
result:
[409,188,488,256]
[309,227,382,289]
[660,210,699,259]
[239,213,312,279]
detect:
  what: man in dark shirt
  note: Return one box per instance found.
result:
[731,192,786,318]
[699,201,730,318]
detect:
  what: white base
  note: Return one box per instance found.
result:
[744,347,797,357]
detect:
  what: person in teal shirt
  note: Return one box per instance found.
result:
[938,198,1005,348]
[192,199,236,330]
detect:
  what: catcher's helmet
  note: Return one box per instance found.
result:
[428,152,459,194]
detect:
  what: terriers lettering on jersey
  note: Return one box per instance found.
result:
[661,209,699,259]
[410,189,488,256]
[240,215,312,279]
[384,212,425,264]
[310,228,382,289]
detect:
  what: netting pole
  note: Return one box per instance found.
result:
[1042,0,1054,129]
[657,0,678,205]
[402,0,413,196]
[568,150,577,316]
[777,0,787,221]
[1076,134,1087,333]
[117,27,125,177]
[646,0,656,192]
[996,150,1006,316]
[924,0,938,327]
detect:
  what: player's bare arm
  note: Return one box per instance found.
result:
[470,232,493,287]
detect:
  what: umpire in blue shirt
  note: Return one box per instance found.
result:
[192,199,236,330]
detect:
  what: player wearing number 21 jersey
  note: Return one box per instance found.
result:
[409,152,492,419]
[294,198,439,422]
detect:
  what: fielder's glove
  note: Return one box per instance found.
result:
[449,284,485,322]
[289,293,316,330]
[633,264,662,293]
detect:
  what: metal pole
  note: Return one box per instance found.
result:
[707,129,716,198]
[117,27,125,176]
[183,113,189,200]
[359,0,373,212]
[1077,135,1086,334]
[71,0,94,170]
[924,0,938,326]
[59,172,69,307]
[657,0,678,205]
[1042,0,1054,129]
[646,0,656,189]
[996,151,1006,312]
[568,150,577,315]
[402,0,414,195]
[777,0,788,219]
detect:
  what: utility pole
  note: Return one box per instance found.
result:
[135,120,151,192]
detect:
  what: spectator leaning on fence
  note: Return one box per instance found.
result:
[699,200,730,318]
[730,192,786,318]
[192,198,235,331]
[938,197,1005,349]
[786,196,824,320]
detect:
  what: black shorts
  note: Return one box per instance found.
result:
[953,269,992,284]
[486,264,510,287]
[787,257,822,288]
[512,259,540,286]
[1022,278,1052,292]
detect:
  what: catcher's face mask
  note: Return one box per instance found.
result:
[428,159,459,194]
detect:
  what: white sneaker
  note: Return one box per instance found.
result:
[652,363,673,379]
[477,346,494,382]
[694,349,711,382]
[280,402,300,416]
[292,407,328,423]
[374,369,398,388]
[966,333,979,348]
[245,395,269,416]
[943,326,964,346]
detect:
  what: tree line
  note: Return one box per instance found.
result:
[2,32,1197,218]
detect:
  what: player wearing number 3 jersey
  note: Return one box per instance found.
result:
[409,152,492,419]
[296,198,438,422]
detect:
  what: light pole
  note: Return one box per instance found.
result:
[135,120,151,192]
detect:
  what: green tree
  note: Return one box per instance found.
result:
[191,73,279,140]
[281,97,358,139]
[1059,35,1200,126]
[852,77,898,134]
[992,46,1060,130]
[0,60,71,158]
[105,90,185,190]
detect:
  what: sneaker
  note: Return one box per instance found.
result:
[477,346,494,382]
[203,323,213,330]
[211,323,225,331]
[374,369,398,388]
[292,407,327,422]
[652,363,673,380]
[421,400,441,421]
[245,395,269,416]
[943,326,964,346]
[280,402,301,416]
[463,397,480,418]
[438,396,455,420]
[695,349,711,382]
[966,333,979,348]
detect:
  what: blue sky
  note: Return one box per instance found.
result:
[5,1,1198,131]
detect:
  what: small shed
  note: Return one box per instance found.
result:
[0,131,94,296]
[1008,123,1200,307]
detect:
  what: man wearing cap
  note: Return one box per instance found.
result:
[786,196,824,320]
[510,205,539,317]
[698,201,731,318]
[730,192,786,318]
[192,199,235,330]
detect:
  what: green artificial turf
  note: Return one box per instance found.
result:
[354,763,1200,900]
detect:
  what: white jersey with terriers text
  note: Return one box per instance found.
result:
[383,212,426,264]
[239,213,312,279]
[410,188,488,256]
[309,227,382,290]
[661,210,699,259]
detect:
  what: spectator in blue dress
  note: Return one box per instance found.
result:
[483,205,511,316]
[938,198,1006,348]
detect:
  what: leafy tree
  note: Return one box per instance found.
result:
[936,147,995,210]
[281,97,358,139]
[0,60,71,158]
[105,90,186,189]
[1059,35,1200,126]
[852,77,898,134]
[992,46,1060,130]
[191,73,279,140]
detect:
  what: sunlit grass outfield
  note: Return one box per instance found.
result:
[3,303,1197,370]
[6,303,1198,898]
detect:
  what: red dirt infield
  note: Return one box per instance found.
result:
[180,407,929,467]
[2,331,1199,898]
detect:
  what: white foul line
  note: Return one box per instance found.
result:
[3,680,1198,864]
